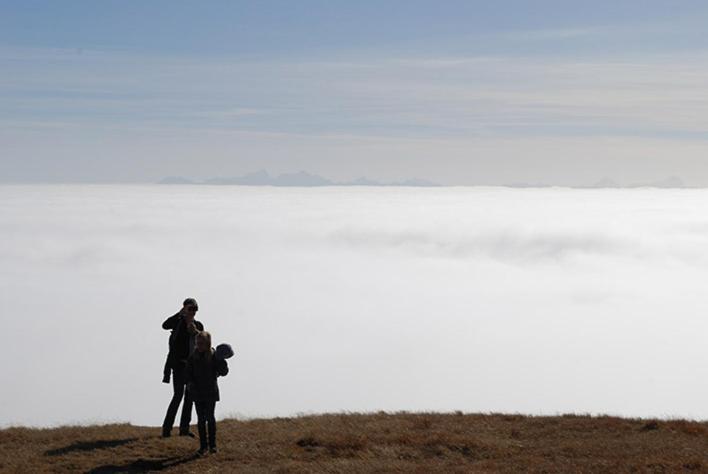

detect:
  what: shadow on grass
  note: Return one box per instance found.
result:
[86,453,200,473]
[45,438,139,456]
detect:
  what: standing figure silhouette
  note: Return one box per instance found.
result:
[161,298,203,437]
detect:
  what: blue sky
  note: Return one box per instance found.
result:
[4,1,708,57]
[3,1,708,184]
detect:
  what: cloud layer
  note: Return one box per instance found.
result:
[3,185,708,426]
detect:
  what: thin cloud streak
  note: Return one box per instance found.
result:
[4,46,708,137]
[4,44,708,183]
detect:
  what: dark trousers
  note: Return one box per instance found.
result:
[162,364,193,435]
[195,400,217,449]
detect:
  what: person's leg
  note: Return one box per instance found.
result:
[194,401,208,451]
[179,379,194,435]
[162,367,185,436]
[207,400,217,450]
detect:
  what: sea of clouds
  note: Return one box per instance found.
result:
[2,185,708,427]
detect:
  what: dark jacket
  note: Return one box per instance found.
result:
[162,312,204,366]
[186,349,229,402]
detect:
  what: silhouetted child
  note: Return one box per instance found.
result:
[186,331,231,455]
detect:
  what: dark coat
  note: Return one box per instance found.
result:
[162,312,204,366]
[186,349,229,402]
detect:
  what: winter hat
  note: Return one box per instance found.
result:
[215,343,234,360]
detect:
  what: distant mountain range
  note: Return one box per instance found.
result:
[159,170,440,187]
[506,176,690,189]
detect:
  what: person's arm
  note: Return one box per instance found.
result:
[215,358,229,377]
[195,321,204,332]
[162,311,182,330]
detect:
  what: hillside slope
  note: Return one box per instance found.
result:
[2,412,708,472]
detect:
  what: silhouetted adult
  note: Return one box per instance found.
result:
[161,298,204,437]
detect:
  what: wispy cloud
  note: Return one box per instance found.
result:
[327,229,635,263]
[4,45,708,138]
[494,26,609,41]
[4,44,708,183]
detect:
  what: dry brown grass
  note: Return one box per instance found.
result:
[3,412,708,472]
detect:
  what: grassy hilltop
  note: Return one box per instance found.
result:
[2,412,708,473]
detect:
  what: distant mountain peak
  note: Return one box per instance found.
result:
[591,177,620,188]
[159,176,195,185]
